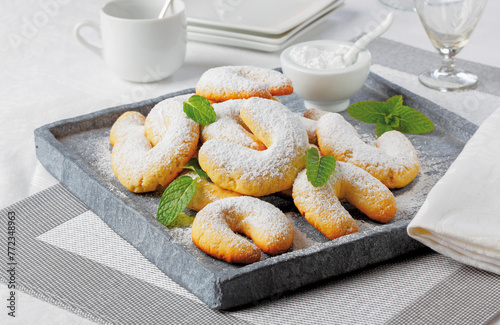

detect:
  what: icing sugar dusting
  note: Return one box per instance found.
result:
[285,212,320,250]
[193,196,293,254]
[317,113,419,185]
[144,94,193,146]
[196,66,292,98]
[293,161,393,235]
[202,99,264,150]
[199,97,309,195]
[110,95,199,191]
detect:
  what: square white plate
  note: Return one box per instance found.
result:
[184,0,337,35]
[187,1,343,45]
[187,4,341,52]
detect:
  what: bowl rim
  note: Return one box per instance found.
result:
[280,40,371,75]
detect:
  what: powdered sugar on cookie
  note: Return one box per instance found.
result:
[196,66,293,102]
[191,196,293,264]
[202,99,266,150]
[110,95,199,193]
[317,113,419,188]
[292,161,396,240]
[199,97,309,196]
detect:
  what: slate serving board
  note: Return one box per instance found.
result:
[34,73,477,309]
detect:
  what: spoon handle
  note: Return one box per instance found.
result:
[343,12,395,64]
[159,0,173,19]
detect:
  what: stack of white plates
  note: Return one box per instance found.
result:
[184,0,344,52]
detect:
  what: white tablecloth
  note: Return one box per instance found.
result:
[1,0,499,324]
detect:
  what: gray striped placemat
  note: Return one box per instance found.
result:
[0,184,244,324]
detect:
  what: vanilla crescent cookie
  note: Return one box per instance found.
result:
[293,161,397,240]
[297,114,319,145]
[195,66,293,102]
[201,99,266,151]
[303,108,327,121]
[143,94,193,146]
[109,96,199,193]
[316,113,419,188]
[181,171,241,212]
[191,196,294,264]
[198,97,309,196]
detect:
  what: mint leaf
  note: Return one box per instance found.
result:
[157,176,198,227]
[183,95,216,125]
[306,147,336,187]
[376,123,394,137]
[167,212,195,228]
[398,106,435,134]
[181,158,211,181]
[347,96,434,137]
[384,114,400,128]
[347,100,386,123]
[386,95,403,117]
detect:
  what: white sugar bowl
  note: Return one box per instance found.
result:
[280,40,371,112]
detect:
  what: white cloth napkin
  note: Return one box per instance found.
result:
[407,107,500,275]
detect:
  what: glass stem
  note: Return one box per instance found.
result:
[439,52,457,75]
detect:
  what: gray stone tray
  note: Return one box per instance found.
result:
[34,73,477,309]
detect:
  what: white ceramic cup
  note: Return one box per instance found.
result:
[75,0,186,83]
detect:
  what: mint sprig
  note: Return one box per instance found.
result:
[183,95,216,125]
[156,175,198,228]
[181,158,211,181]
[306,147,336,187]
[347,95,434,137]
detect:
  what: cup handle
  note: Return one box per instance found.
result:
[74,21,102,57]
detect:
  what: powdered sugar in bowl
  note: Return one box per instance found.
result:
[280,40,371,112]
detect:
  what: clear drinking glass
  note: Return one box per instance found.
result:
[414,0,488,91]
